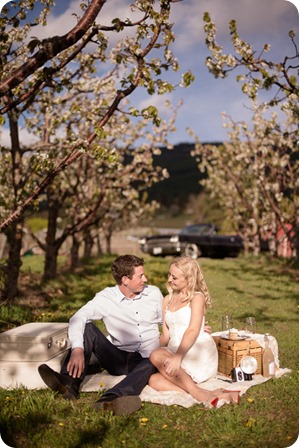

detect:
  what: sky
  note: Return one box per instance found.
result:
[0,0,299,146]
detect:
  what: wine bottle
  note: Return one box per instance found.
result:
[263,333,275,378]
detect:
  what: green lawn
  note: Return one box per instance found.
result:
[0,254,298,448]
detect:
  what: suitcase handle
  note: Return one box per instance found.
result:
[47,337,68,350]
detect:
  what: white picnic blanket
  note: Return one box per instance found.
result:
[81,369,291,408]
[81,332,291,408]
[81,368,291,408]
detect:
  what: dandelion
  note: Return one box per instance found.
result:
[58,423,64,427]
[99,382,105,388]
[139,418,149,423]
[139,417,149,426]
[246,397,254,403]
[245,417,256,427]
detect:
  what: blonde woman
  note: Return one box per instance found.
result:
[149,256,240,407]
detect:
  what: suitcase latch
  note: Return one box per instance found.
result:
[47,337,53,349]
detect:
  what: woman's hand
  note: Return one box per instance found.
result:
[164,355,182,377]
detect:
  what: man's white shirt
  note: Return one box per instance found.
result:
[68,284,163,358]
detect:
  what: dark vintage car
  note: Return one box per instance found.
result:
[138,224,244,259]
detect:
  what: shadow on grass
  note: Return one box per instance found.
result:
[213,256,298,282]
[226,285,296,302]
[1,419,109,448]
[71,429,107,448]
[0,402,112,448]
[204,257,297,304]
[0,411,52,448]
[235,307,299,325]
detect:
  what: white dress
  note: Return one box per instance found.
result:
[165,305,218,383]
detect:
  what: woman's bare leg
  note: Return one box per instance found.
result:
[149,371,219,405]
[149,348,240,405]
[149,372,186,392]
[150,349,219,403]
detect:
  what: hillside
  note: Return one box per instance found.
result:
[148,141,221,209]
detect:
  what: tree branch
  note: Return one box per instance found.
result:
[0,0,106,99]
[0,2,168,232]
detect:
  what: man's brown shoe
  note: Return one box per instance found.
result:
[92,396,142,416]
[38,364,79,400]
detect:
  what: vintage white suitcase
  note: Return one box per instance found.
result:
[0,322,70,389]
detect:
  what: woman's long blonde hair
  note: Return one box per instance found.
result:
[167,256,212,308]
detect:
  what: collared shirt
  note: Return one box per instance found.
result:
[68,284,163,358]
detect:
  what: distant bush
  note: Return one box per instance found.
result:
[26,217,47,232]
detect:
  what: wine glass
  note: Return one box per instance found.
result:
[245,317,256,333]
[221,315,233,332]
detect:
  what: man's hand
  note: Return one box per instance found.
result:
[67,347,85,378]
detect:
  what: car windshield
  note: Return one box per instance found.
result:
[179,224,212,235]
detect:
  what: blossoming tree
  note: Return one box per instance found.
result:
[191,13,299,257]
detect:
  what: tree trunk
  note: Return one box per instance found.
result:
[70,235,80,271]
[292,221,299,259]
[83,229,93,258]
[241,237,250,255]
[253,233,260,257]
[105,232,112,254]
[43,242,59,281]
[43,195,60,282]
[270,214,278,257]
[96,232,103,255]
[1,108,23,301]
[2,221,23,301]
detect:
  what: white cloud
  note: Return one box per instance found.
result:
[0,126,39,147]
[170,0,296,44]
[139,94,174,115]
[31,0,142,41]
[2,0,298,144]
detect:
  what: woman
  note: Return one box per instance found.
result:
[149,256,240,408]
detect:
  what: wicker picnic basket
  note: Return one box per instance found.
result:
[212,336,264,377]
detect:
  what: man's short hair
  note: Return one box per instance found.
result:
[111,255,144,285]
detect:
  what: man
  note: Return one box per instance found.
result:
[38,254,163,416]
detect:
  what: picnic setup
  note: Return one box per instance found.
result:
[82,319,291,408]
[0,319,291,408]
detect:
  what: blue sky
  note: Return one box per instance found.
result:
[1,0,298,146]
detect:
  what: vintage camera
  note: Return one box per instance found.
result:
[231,367,253,382]
[231,367,244,382]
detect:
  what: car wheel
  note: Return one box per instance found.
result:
[184,243,201,259]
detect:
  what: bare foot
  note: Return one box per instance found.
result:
[191,387,240,407]
[218,390,240,404]
[191,386,220,406]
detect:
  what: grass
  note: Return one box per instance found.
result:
[0,254,298,448]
